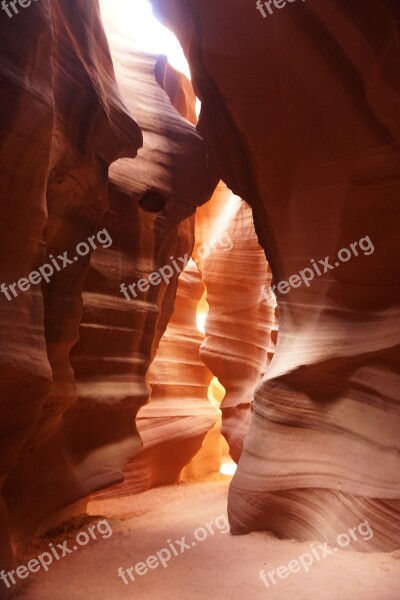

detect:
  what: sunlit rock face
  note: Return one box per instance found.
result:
[0,0,140,585]
[69,4,217,501]
[96,260,221,499]
[151,0,400,550]
[136,259,221,488]
[195,183,274,463]
[0,0,217,584]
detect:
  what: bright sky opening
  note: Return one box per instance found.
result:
[101,0,191,79]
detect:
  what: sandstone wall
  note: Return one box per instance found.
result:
[151,0,400,551]
[195,184,274,462]
[0,0,217,592]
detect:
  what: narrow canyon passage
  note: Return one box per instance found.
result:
[0,1,399,600]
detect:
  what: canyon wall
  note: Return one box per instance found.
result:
[151,0,400,551]
[3,0,143,552]
[0,0,55,586]
[0,0,141,588]
[81,2,220,499]
[96,259,220,499]
[1,6,399,600]
[195,184,275,462]
[0,0,217,592]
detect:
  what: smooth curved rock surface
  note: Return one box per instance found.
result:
[0,0,55,586]
[0,0,141,588]
[63,10,218,500]
[0,0,217,589]
[96,259,221,499]
[151,0,400,550]
[195,183,274,462]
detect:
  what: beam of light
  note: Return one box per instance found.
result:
[100,0,191,79]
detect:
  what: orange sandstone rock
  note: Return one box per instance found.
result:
[151,0,400,550]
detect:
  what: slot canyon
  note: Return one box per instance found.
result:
[0,0,399,598]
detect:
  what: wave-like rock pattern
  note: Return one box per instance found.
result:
[0,0,141,587]
[152,0,400,550]
[96,259,221,498]
[140,260,221,485]
[0,0,217,590]
[66,10,218,499]
[195,184,274,462]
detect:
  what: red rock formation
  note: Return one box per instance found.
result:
[140,260,221,486]
[0,1,55,587]
[95,260,221,499]
[1,5,398,599]
[151,0,400,551]
[135,263,220,488]
[0,0,217,591]
[0,0,140,589]
[195,183,274,462]
[68,7,217,501]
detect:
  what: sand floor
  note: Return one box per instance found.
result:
[15,476,400,600]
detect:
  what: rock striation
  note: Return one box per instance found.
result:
[70,2,218,499]
[151,0,400,551]
[195,183,274,462]
[96,259,221,499]
[0,0,141,588]
[0,0,217,591]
